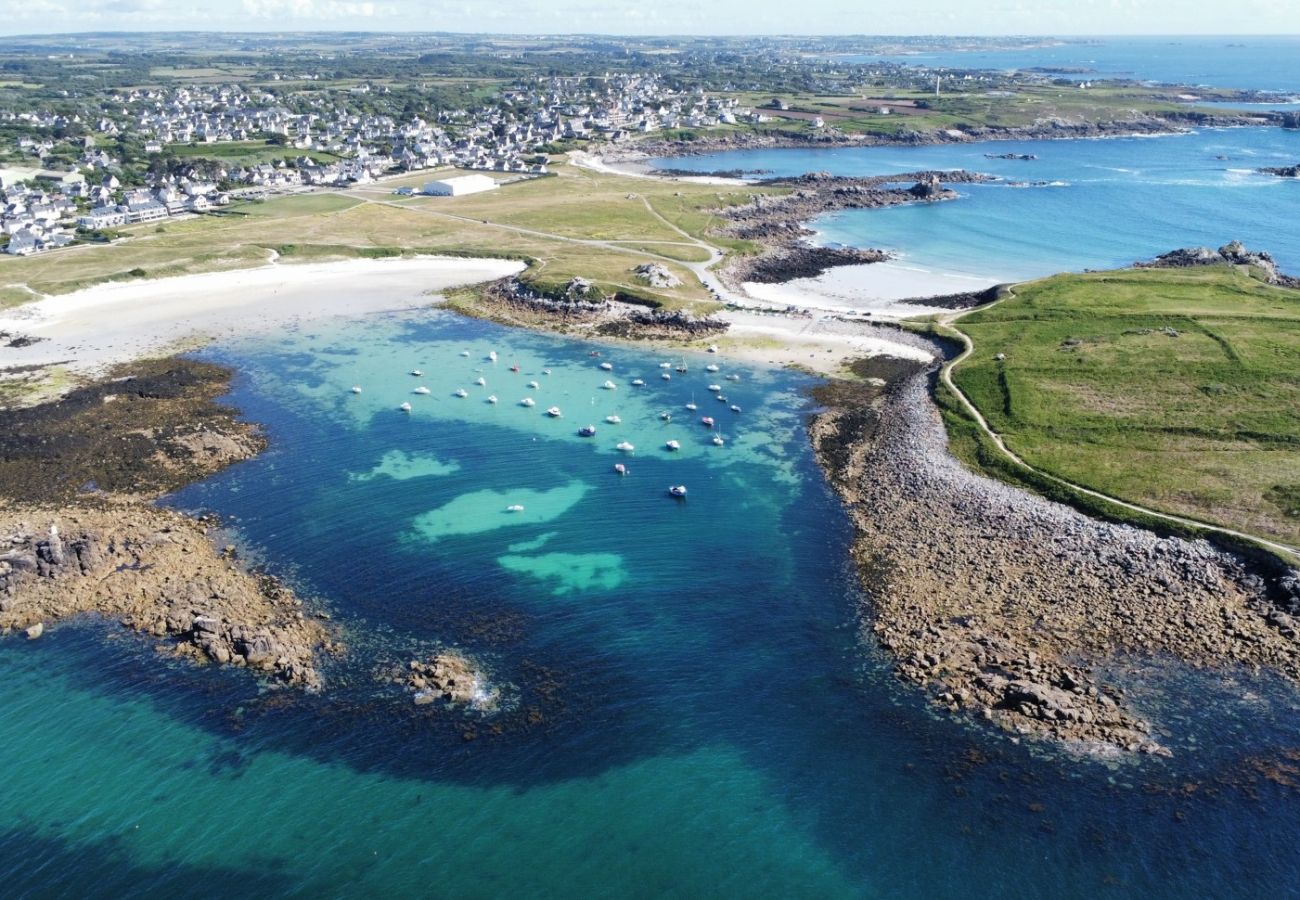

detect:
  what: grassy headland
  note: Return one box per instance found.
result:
[945,264,1300,549]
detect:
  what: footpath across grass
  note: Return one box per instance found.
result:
[948,264,1300,548]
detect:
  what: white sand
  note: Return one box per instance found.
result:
[0,256,524,375]
[568,151,749,186]
[718,309,935,374]
[742,261,1001,318]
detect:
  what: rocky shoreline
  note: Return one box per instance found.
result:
[715,170,994,285]
[810,352,1300,756]
[611,110,1285,165]
[1137,241,1300,288]
[0,358,335,688]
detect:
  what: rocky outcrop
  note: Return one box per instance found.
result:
[716,170,990,286]
[0,358,336,690]
[595,308,728,340]
[1257,163,1300,178]
[810,356,1300,755]
[633,263,682,289]
[1138,242,1299,287]
[0,508,332,688]
[397,651,500,711]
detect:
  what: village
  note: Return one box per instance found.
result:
[0,69,774,256]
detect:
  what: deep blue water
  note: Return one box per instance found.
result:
[6,310,1300,896]
[653,126,1300,283]
[830,36,1300,92]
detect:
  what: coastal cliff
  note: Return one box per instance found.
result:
[811,355,1300,756]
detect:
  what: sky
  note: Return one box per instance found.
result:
[0,0,1298,36]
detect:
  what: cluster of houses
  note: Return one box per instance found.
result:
[0,69,784,256]
[0,168,82,256]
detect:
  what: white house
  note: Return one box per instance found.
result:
[422,174,498,197]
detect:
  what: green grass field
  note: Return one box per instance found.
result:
[0,162,759,311]
[949,265,1300,547]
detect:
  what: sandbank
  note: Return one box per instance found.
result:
[742,260,1001,317]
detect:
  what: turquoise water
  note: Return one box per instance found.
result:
[652,127,1300,282]
[7,310,1300,895]
[830,36,1300,92]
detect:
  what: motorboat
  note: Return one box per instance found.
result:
[631,378,645,387]
[528,380,540,389]
[614,463,627,475]
[668,484,687,498]
[616,441,635,452]
[413,386,431,395]
[605,414,622,424]
[700,416,715,427]
[506,504,524,512]
[350,385,362,394]
[665,440,680,451]
[726,374,740,382]
[707,384,721,392]
[487,395,498,404]
[411,369,424,377]
[659,362,672,369]
[399,402,412,412]
[475,377,486,386]
[578,424,597,437]
[520,397,536,407]
[543,369,552,375]
[454,388,468,398]
[459,351,471,357]
[705,364,719,373]
[730,405,742,413]
[546,406,562,417]
[659,411,672,421]
[602,380,617,390]
[717,395,728,403]
[661,372,671,381]
[599,362,614,371]
[707,344,719,354]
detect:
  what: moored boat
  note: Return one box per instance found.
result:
[475,377,486,386]
[454,388,468,398]
[602,380,617,390]
[605,414,621,424]
[413,386,431,395]
[616,440,635,452]
[520,397,535,407]
[528,380,540,389]
[399,401,412,412]
[411,369,423,377]
[665,439,680,451]
[614,463,627,475]
[487,395,498,404]
[701,416,714,427]
[631,378,645,386]
[506,504,524,512]
[599,362,614,371]
[546,406,562,417]
[350,385,363,394]
[578,424,597,437]
[707,384,721,392]
[668,484,687,498]
[705,363,719,373]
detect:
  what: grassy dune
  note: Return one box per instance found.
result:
[950,265,1300,546]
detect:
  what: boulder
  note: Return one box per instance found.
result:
[24,622,43,640]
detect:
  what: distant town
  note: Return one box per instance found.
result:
[0,32,1280,256]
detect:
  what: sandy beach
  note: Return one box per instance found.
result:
[717,308,935,373]
[568,150,749,185]
[0,255,525,376]
[742,260,1002,317]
